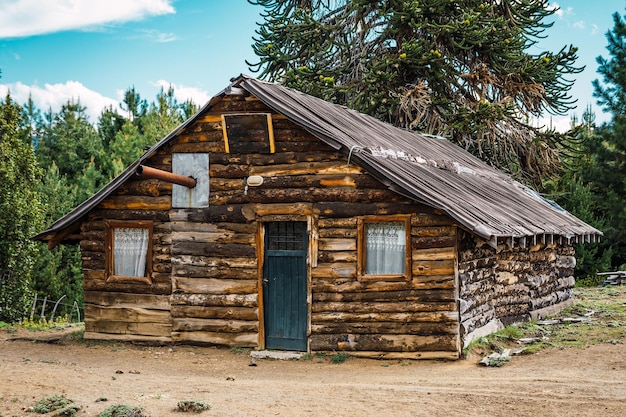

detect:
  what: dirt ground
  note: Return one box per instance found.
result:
[0,327,625,417]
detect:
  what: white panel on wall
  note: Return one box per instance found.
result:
[172,153,209,208]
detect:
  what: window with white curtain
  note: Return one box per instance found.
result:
[106,221,152,283]
[358,216,411,280]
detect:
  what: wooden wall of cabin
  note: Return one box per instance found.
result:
[458,231,576,347]
[79,93,460,357]
[80,206,173,342]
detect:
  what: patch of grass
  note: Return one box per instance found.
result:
[98,403,147,417]
[465,286,626,358]
[229,347,249,355]
[331,352,350,364]
[175,400,211,413]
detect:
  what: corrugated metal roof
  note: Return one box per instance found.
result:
[33,75,601,244]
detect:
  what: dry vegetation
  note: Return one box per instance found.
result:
[0,286,624,417]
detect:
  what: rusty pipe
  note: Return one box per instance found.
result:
[136,165,197,188]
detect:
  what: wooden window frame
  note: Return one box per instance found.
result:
[105,220,153,284]
[357,215,411,282]
[221,113,275,154]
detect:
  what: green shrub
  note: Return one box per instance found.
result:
[98,403,147,417]
[175,400,211,413]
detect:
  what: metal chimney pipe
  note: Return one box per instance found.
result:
[136,165,197,188]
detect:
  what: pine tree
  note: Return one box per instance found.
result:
[249,0,582,184]
[0,93,44,322]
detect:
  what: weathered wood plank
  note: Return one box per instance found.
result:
[172,318,258,333]
[172,277,257,295]
[98,196,172,210]
[311,301,456,313]
[171,264,257,279]
[310,333,457,352]
[171,242,256,257]
[85,321,172,337]
[84,291,171,310]
[171,331,258,347]
[171,305,258,320]
[311,321,458,335]
[170,293,258,307]
[312,289,455,303]
[84,305,171,323]
[312,311,458,323]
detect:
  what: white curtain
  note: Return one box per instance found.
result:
[365,222,406,275]
[114,228,149,277]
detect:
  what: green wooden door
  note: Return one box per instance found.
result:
[263,222,308,351]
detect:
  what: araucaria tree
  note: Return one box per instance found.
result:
[249,0,582,184]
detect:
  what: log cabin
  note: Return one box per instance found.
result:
[33,75,602,359]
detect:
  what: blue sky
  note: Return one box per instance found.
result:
[0,0,623,130]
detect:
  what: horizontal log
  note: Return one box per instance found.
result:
[186,204,254,223]
[315,202,426,218]
[311,301,456,313]
[169,221,256,234]
[171,141,225,153]
[318,238,356,251]
[250,202,314,217]
[317,251,357,263]
[411,214,455,227]
[171,305,258,320]
[171,230,254,245]
[310,333,457,352]
[172,277,257,295]
[411,226,456,237]
[85,321,172,337]
[171,264,257,279]
[210,188,402,205]
[82,279,171,295]
[98,195,172,210]
[317,218,357,228]
[313,289,455,303]
[311,263,357,279]
[310,321,458,335]
[318,228,357,238]
[84,304,171,324]
[412,259,455,276]
[311,276,455,293]
[171,241,256,257]
[171,293,258,307]
[116,179,170,197]
[331,350,459,360]
[210,151,341,166]
[83,331,171,343]
[84,291,171,310]
[89,209,170,222]
[249,161,362,177]
[312,311,457,324]
[412,235,457,249]
[171,331,258,347]
[170,255,257,269]
[412,247,456,261]
[172,318,258,333]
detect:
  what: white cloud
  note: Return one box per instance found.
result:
[573,20,585,30]
[137,29,178,43]
[548,2,564,18]
[535,116,572,133]
[0,81,118,122]
[153,80,211,107]
[592,24,599,36]
[0,0,175,38]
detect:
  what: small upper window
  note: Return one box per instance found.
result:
[358,216,411,281]
[106,220,153,284]
[222,113,275,154]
